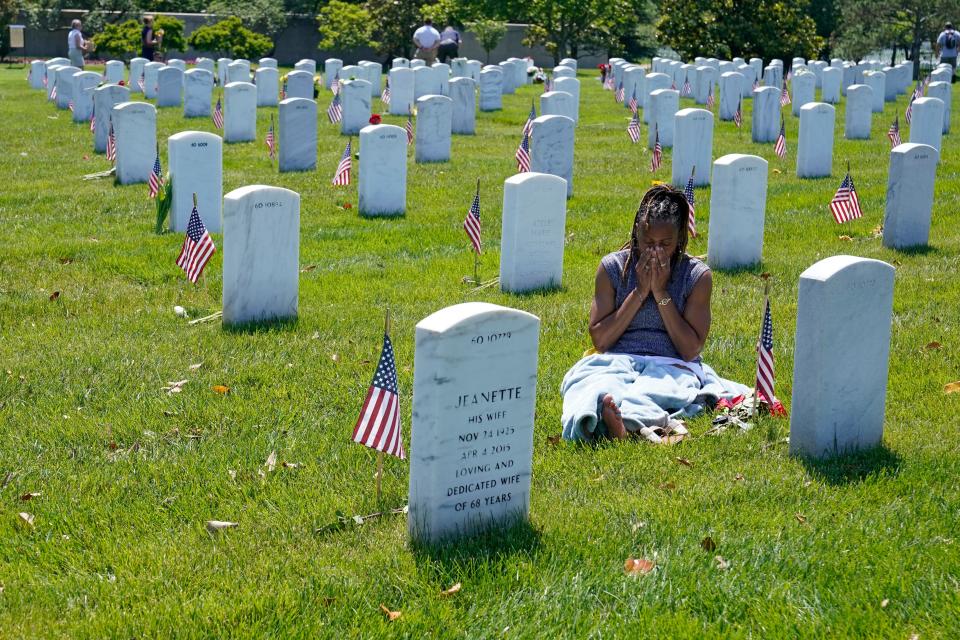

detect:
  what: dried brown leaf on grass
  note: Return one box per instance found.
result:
[658,481,676,491]
[379,604,401,621]
[795,513,807,524]
[440,582,462,597]
[701,536,716,552]
[546,435,561,446]
[733,473,744,482]
[944,381,960,394]
[212,385,230,395]
[925,342,941,350]
[624,557,655,576]
[19,492,41,501]
[49,291,60,301]
[675,457,693,467]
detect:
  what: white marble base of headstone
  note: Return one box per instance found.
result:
[112,101,156,185]
[341,79,372,136]
[408,302,540,545]
[450,77,476,135]
[129,58,147,93]
[465,60,482,83]
[279,98,317,172]
[156,66,183,107]
[195,58,215,75]
[93,84,130,152]
[789,255,895,459]
[719,72,743,120]
[672,108,713,187]
[143,62,163,99]
[223,82,257,143]
[540,90,575,123]
[410,59,425,69]
[184,68,214,117]
[500,173,567,293]
[431,63,450,96]
[388,67,415,115]
[844,84,872,140]
[925,82,951,134]
[258,57,277,69]
[642,73,670,124]
[790,72,815,116]
[392,57,410,69]
[71,71,100,122]
[882,143,938,249]
[285,70,313,100]
[227,61,250,85]
[321,58,340,89]
[553,77,580,124]
[55,66,80,109]
[415,95,452,163]
[531,115,575,198]
[222,185,300,326]
[479,68,503,111]
[820,67,841,103]
[908,97,944,155]
[168,131,222,233]
[797,102,835,178]
[648,89,679,148]
[707,154,768,269]
[359,124,407,216]
[104,60,124,85]
[751,86,781,142]
[255,67,279,107]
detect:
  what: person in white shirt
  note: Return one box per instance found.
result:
[67,19,91,69]
[413,19,441,65]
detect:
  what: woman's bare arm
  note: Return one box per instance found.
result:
[588,263,648,353]
[651,271,712,361]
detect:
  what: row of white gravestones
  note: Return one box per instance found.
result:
[672,108,713,187]
[531,115,574,198]
[112,101,156,185]
[92,84,130,153]
[499,173,567,293]
[224,82,257,143]
[222,185,300,326]
[184,69,214,117]
[279,98,317,172]
[168,131,222,233]
[359,124,407,216]
[409,302,539,544]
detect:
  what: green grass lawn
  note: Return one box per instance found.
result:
[1,65,959,638]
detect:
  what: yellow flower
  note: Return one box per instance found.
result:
[651,180,664,186]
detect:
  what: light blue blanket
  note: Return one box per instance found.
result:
[560,353,751,441]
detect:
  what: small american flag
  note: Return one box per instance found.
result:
[670,80,677,91]
[148,150,164,198]
[515,130,531,172]
[327,93,342,123]
[604,74,614,90]
[332,72,341,95]
[522,101,536,136]
[405,114,414,145]
[734,98,743,128]
[905,82,922,124]
[544,74,552,92]
[463,189,482,254]
[212,98,224,129]
[775,119,786,159]
[615,82,624,103]
[628,90,638,114]
[50,83,57,101]
[683,171,697,237]
[265,118,276,159]
[829,172,863,224]
[176,204,216,284]
[381,77,391,104]
[43,73,48,88]
[651,126,662,172]
[627,111,641,143]
[332,140,351,186]
[351,333,405,460]
[755,297,783,414]
[138,73,145,93]
[780,84,791,107]
[90,105,96,132]
[106,121,117,162]
[887,116,901,147]
[706,85,715,109]
[681,75,692,97]
[786,69,793,83]
[752,78,759,91]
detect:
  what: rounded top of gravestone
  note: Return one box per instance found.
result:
[890,142,938,160]
[505,171,567,189]
[417,94,453,106]
[913,97,944,110]
[449,76,475,86]
[256,66,278,74]
[675,107,713,120]
[799,255,894,284]
[754,86,779,96]
[344,78,372,88]
[721,71,745,79]
[217,57,232,63]
[287,69,312,78]
[224,184,300,206]
[542,90,573,99]
[159,66,183,75]
[225,81,255,90]
[95,83,130,95]
[144,61,164,69]
[114,100,156,114]
[169,130,222,145]
[416,302,539,335]
[645,72,670,80]
[650,88,679,98]
[800,101,835,114]
[714,153,767,169]
[532,113,574,127]
[847,84,871,94]
[360,123,405,138]
[279,96,316,107]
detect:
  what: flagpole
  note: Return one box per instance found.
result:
[374,307,390,503]
[473,178,480,285]
[751,275,771,419]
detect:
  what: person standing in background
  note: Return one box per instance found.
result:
[413,19,441,66]
[141,15,163,61]
[935,22,958,83]
[67,19,91,69]
[437,25,461,63]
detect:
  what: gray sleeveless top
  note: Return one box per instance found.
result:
[600,250,710,360]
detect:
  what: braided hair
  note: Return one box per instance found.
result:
[620,184,690,285]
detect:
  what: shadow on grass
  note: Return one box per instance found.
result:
[222,316,299,335]
[359,212,406,220]
[509,285,568,298]
[799,444,902,486]
[892,244,939,257]
[410,516,543,579]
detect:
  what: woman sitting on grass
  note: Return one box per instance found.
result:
[561,185,749,442]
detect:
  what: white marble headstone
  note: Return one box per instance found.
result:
[168,131,223,233]
[129,57,147,93]
[789,256,895,458]
[540,90,575,123]
[479,68,502,111]
[925,82,951,134]
[104,60,125,85]
[431,63,450,96]
[227,60,250,85]
[279,98,317,172]
[790,72,815,116]
[222,185,300,326]
[408,302,540,544]
[415,95,452,163]
[71,71,101,122]
[719,72,743,120]
[341,79,372,136]
[112,101,156,185]
[500,173,567,293]
[672,108,713,187]
[844,84,872,140]
[156,66,183,107]
[465,60,482,83]
[414,65,442,99]
[143,61,163,99]
[296,58,317,75]
[324,58,342,89]
[552,77,580,124]
[909,97,944,155]
[29,60,46,89]
[642,73,670,124]
[648,88,679,148]
[622,66,645,111]
[55,66,80,109]
[93,84,130,153]
[820,67,841,104]
[166,59,186,73]
[194,57,215,75]
[882,143,939,249]
[359,60,382,98]
[184,68,214,117]
[449,77,476,134]
[530,115,574,198]
[359,124,407,216]
[751,86,780,142]
[258,57,278,69]
[224,82,257,143]
[285,70,314,100]
[707,154,768,269]
[694,65,717,105]
[797,102,835,178]
[393,57,410,69]
[256,67,279,107]
[862,71,886,113]
[388,67,415,115]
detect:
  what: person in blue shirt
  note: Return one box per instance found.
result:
[936,22,958,83]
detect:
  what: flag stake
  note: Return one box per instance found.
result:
[751,275,772,419]
[375,307,391,502]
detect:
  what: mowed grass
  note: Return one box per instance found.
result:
[1,66,959,638]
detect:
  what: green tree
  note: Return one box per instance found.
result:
[421,0,474,28]
[187,16,274,58]
[656,0,824,63]
[808,0,838,57]
[92,16,185,58]
[207,0,288,37]
[365,0,426,59]
[0,0,19,59]
[317,0,376,51]
[465,18,506,63]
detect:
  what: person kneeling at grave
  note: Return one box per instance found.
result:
[560,185,750,442]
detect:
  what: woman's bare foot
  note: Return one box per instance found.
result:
[601,394,627,439]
